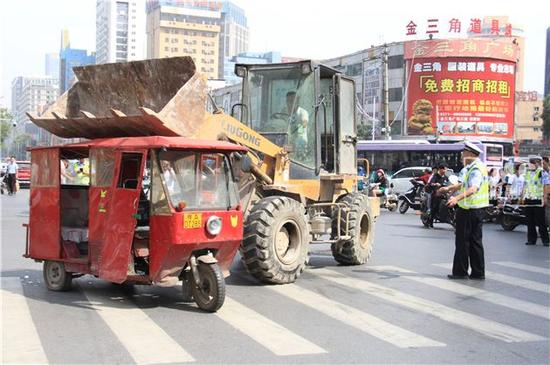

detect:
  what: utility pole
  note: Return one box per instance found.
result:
[382,44,391,140]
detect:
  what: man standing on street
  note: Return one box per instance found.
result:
[439,142,488,280]
[6,156,18,195]
[522,156,549,246]
[543,156,550,229]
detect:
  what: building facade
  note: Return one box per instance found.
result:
[146,0,221,79]
[223,51,281,85]
[10,77,60,154]
[219,1,249,79]
[59,48,96,93]
[45,53,60,79]
[515,92,543,142]
[545,27,550,97]
[96,0,146,64]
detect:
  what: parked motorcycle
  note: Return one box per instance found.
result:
[500,203,527,231]
[398,179,425,214]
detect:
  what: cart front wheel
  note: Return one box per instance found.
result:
[43,261,72,291]
[191,263,225,312]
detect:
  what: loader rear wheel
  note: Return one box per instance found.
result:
[331,193,375,265]
[43,261,72,291]
[241,196,309,284]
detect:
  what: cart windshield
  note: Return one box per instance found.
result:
[158,150,239,210]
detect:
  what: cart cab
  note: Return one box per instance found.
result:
[25,136,247,312]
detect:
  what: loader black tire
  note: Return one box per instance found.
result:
[331,193,375,265]
[241,196,309,284]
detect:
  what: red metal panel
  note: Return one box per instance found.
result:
[149,210,243,282]
[98,151,146,283]
[88,186,113,275]
[28,149,60,260]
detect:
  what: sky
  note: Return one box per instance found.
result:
[1,0,548,109]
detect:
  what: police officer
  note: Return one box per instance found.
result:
[522,156,549,246]
[439,142,488,280]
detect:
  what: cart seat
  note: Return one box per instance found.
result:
[61,227,89,243]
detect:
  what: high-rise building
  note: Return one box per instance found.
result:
[223,51,281,85]
[545,27,550,97]
[146,0,222,79]
[219,1,248,77]
[45,53,60,79]
[59,30,95,93]
[96,0,146,64]
[11,76,59,147]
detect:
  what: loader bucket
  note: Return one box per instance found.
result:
[27,57,209,139]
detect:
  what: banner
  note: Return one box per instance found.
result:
[406,57,515,139]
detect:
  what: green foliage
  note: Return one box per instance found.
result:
[0,108,13,146]
[357,122,373,139]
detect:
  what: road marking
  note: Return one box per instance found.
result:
[434,263,549,294]
[1,277,48,364]
[81,285,195,364]
[492,262,550,276]
[217,296,326,356]
[268,283,445,348]
[368,266,550,320]
[310,268,545,343]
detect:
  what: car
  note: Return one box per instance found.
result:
[16,160,31,188]
[389,167,428,195]
[390,167,456,196]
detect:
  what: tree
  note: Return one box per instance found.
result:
[0,108,13,146]
[543,95,550,141]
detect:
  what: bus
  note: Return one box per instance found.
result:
[357,140,503,175]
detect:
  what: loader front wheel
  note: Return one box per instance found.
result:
[241,197,309,284]
[331,193,375,265]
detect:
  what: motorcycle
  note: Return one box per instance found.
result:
[420,189,456,229]
[398,179,425,214]
[500,202,527,231]
[369,182,398,212]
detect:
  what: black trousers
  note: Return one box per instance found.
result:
[453,207,485,277]
[6,173,16,194]
[525,199,549,244]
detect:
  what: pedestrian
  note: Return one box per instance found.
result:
[438,142,488,280]
[5,156,18,195]
[543,156,550,229]
[522,156,549,246]
[73,158,90,185]
[488,168,500,201]
[508,164,524,202]
[427,163,449,227]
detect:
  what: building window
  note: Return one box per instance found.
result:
[388,55,404,69]
[389,88,402,102]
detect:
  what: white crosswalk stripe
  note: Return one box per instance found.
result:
[492,262,550,276]
[217,296,326,356]
[1,278,48,364]
[434,263,549,294]
[268,283,445,348]
[367,265,550,320]
[81,284,195,364]
[309,268,545,343]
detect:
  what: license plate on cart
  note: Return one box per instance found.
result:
[184,213,202,229]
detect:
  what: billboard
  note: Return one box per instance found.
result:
[406,57,515,139]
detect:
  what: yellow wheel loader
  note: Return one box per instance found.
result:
[29,57,380,284]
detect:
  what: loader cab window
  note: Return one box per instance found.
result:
[243,65,315,169]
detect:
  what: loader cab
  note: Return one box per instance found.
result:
[236,61,357,179]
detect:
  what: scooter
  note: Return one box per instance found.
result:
[398,179,425,214]
[369,183,398,212]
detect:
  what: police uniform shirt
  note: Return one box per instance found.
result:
[542,170,550,185]
[458,158,483,190]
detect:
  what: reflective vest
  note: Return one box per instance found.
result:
[524,168,543,200]
[74,161,90,185]
[458,159,489,209]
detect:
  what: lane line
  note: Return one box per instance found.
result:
[1,278,48,364]
[268,284,445,348]
[434,263,550,294]
[81,285,195,364]
[492,262,550,276]
[368,266,550,320]
[310,268,545,343]
[217,296,326,356]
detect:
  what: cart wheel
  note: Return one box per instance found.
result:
[43,261,72,291]
[181,271,194,303]
[191,263,225,312]
[399,201,409,214]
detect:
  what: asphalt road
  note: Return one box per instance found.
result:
[1,190,549,364]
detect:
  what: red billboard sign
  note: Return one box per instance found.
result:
[406,57,515,139]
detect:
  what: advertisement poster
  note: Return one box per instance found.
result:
[406,57,515,139]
